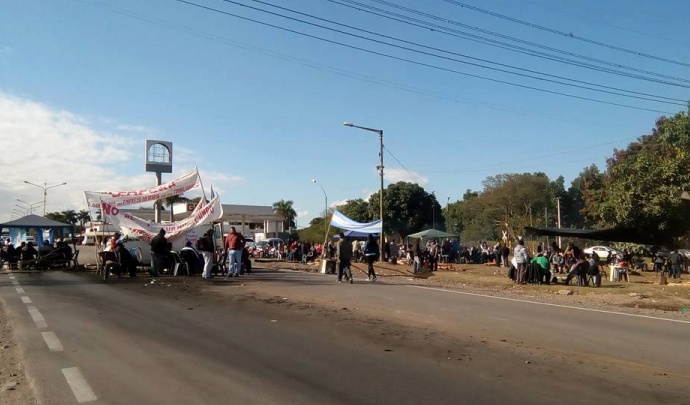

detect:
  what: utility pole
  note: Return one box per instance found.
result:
[544,206,549,247]
[556,197,562,249]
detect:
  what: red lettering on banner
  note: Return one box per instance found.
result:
[100,203,120,216]
[109,181,178,198]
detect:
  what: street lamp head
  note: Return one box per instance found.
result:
[311,179,317,184]
[343,122,353,127]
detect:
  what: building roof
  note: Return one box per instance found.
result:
[0,214,72,229]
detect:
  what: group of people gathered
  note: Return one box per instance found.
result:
[1,238,73,269]
[510,240,603,286]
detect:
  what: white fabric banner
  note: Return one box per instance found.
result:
[84,168,201,208]
[330,210,382,234]
[99,194,223,241]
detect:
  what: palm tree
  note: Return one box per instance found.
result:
[163,195,189,222]
[272,199,297,232]
[61,210,78,225]
[77,210,91,232]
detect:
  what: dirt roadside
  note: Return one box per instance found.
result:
[257,258,690,317]
[0,298,38,405]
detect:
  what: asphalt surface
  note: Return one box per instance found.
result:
[0,268,688,405]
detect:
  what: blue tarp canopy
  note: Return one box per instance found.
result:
[0,214,73,247]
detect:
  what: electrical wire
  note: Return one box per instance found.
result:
[171,0,676,114]
[73,0,650,131]
[336,0,690,86]
[383,145,428,185]
[518,0,690,46]
[234,0,685,105]
[438,0,690,68]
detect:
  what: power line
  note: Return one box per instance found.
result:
[235,0,685,105]
[172,0,677,113]
[338,0,690,86]
[383,146,427,185]
[74,0,646,131]
[438,0,690,68]
[518,0,690,46]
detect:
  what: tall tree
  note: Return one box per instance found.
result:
[368,182,440,239]
[77,210,91,232]
[272,199,297,231]
[163,195,189,222]
[338,198,371,223]
[60,210,78,225]
[597,113,690,244]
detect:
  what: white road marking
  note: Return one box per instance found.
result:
[11,280,19,285]
[62,367,97,403]
[16,287,25,294]
[27,306,48,328]
[21,296,32,304]
[9,275,15,279]
[41,331,64,352]
[407,285,690,324]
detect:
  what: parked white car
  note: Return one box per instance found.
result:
[583,246,623,259]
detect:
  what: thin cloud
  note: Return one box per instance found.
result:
[1,92,163,219]
[386,167,429,186]
[0,92,251,222]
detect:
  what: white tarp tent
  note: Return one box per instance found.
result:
[329,210,381,234]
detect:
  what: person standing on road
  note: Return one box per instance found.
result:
[198,229,215,279]
[150,229,168,277]
[668,250,683,279]
[224,226,245,277]
[513,238,529,284]
[428,240,439,271]
[336,233,354,283]
[364,234,379,282]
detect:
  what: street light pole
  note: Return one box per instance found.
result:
[311,179,328,248]
[16,199,42,215]
[343,122,385,262]
[24,180,67,216]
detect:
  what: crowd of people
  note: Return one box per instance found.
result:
[1,238,73,270]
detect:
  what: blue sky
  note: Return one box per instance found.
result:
[1,0,689,227]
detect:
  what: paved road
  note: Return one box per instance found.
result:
[0,268,688,404]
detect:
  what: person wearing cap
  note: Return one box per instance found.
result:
[150,229,168,277]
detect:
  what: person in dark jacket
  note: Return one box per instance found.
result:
[336,233,353,283]
[114,240,137,277]
[668,250,683,279]
[364,234,379,282]
[150,229,168,277]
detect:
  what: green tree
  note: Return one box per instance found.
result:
[163,195,189,222]
[597,113,690,244]
[566,165,605,228]
[46,212,67,223]
[272,199,297,231]
[368,182,440,239]
[61,210,78,225]
[338,198,371,223]
[456,173,553,242]
[77,210,91,232]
